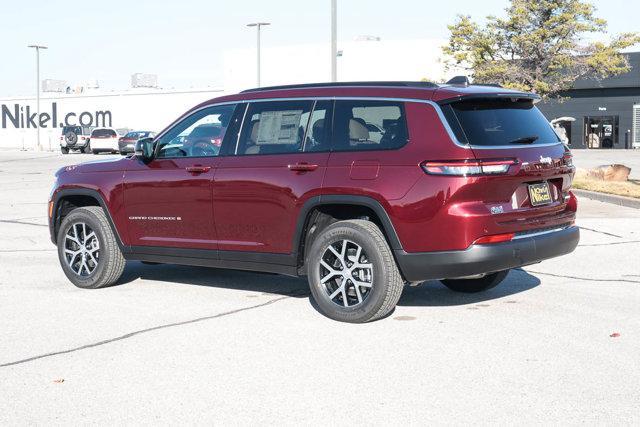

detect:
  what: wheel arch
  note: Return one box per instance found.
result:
[293,195,403,268]
[51,188,125,248]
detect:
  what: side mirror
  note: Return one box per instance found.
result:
[134,137,155,162]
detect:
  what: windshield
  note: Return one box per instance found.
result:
[442,98,560,146]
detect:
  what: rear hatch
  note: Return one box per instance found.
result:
[439,95,575,233]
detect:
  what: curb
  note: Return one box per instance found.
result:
[573,189,640,210]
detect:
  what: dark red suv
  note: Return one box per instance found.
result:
[49,82,579,322]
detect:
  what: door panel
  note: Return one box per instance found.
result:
[123,157,218,249]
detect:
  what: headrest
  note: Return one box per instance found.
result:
[312,119,325,140]
[249,121,260,143]
[349,118,369,141]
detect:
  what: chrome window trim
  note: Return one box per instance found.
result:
[154,96,562,151]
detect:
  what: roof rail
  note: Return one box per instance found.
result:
[240,81,439,93]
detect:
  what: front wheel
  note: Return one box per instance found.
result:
[57,206,126,289]
[306,220,404,323]
[440,270,509,293]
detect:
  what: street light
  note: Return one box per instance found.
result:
[246,22,270,87]
[331,0,337,82]
[28,44,48,151]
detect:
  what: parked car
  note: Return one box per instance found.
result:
[118,131,156,154]
[89,128,120,154]
[48,81,579,323]
[59,125,93,154]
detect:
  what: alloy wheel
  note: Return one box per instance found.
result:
[319,239,373,307]
[64,222,100,276]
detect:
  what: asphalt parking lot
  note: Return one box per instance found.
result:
[1,150,639,424]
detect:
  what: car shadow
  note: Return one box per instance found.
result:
[118,262,310,298]
[119,263,540,309]
[397,268,540,307]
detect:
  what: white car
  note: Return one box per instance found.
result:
[89,128,120,154]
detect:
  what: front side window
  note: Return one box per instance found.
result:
[332,100,409,151]
[156,104,236,158]
[236,100,313,155]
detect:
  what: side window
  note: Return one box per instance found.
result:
[304,100,333,152]
[156,104,237,158]
[236,100,313,155]
[332,100,409,151]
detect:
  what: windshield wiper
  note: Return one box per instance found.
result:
[508,135,539,144]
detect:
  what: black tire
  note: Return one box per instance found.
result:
[440,270,509,293]
[306,219,404,323]
[60,147,69,154]
[57,206,126,289]
[82,143,91,154]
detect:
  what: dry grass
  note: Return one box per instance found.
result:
[572,177,640,199]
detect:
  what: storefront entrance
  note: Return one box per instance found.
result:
[584,116,619,149]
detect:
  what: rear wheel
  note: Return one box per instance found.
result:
[306,220,404,323]
[60,147,69,154]
[57,206,125,289]
[440,270,509,293]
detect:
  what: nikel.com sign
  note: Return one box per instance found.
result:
[1,102,112,129]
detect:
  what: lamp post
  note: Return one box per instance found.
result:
[331,0,337,82]
[28,44,48,151]
[246,22,270,87]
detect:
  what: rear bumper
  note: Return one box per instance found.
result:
[395,226,580,281]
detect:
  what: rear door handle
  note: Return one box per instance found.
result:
[186,165,211,174]
[288,163,318,172]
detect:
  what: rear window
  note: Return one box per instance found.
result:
[91,129,117,138]
[190,124,221,138]
[62,126,82,135]
[332,100,408,151]
[442,98,560,146]
[124,131,150,139]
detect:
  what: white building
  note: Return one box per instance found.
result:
[0,87,225,150]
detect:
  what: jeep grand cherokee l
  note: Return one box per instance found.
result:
[48,81,579,323]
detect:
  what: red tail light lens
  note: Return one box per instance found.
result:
[473,233,515,245]
[421,159,517,176]
[563,150,573,167]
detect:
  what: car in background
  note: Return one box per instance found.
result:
[89,128,120,154]
[59,125,93,154]
[183,123,223,156]
[118,131,156,154]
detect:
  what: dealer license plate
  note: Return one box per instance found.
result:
[528,182,552,206]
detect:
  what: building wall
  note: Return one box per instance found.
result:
[538,95,640,149]
[0,88,226,150]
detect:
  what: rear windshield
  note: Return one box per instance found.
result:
[124,131,149,139]
[441,98,559,146]
[91,129,117,138]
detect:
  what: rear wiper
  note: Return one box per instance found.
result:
[508,135,539,144]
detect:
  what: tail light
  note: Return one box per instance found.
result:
[421,159,517,176]
[211,138,222,146]
[562,149,573,167]
[81,136,86,140]
[473,232,515,245]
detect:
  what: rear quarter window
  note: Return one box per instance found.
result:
[441,98,560,146]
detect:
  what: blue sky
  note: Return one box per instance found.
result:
[0,0,637,96]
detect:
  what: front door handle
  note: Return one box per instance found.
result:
[288,163,318,172]
[186,165,211,174]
